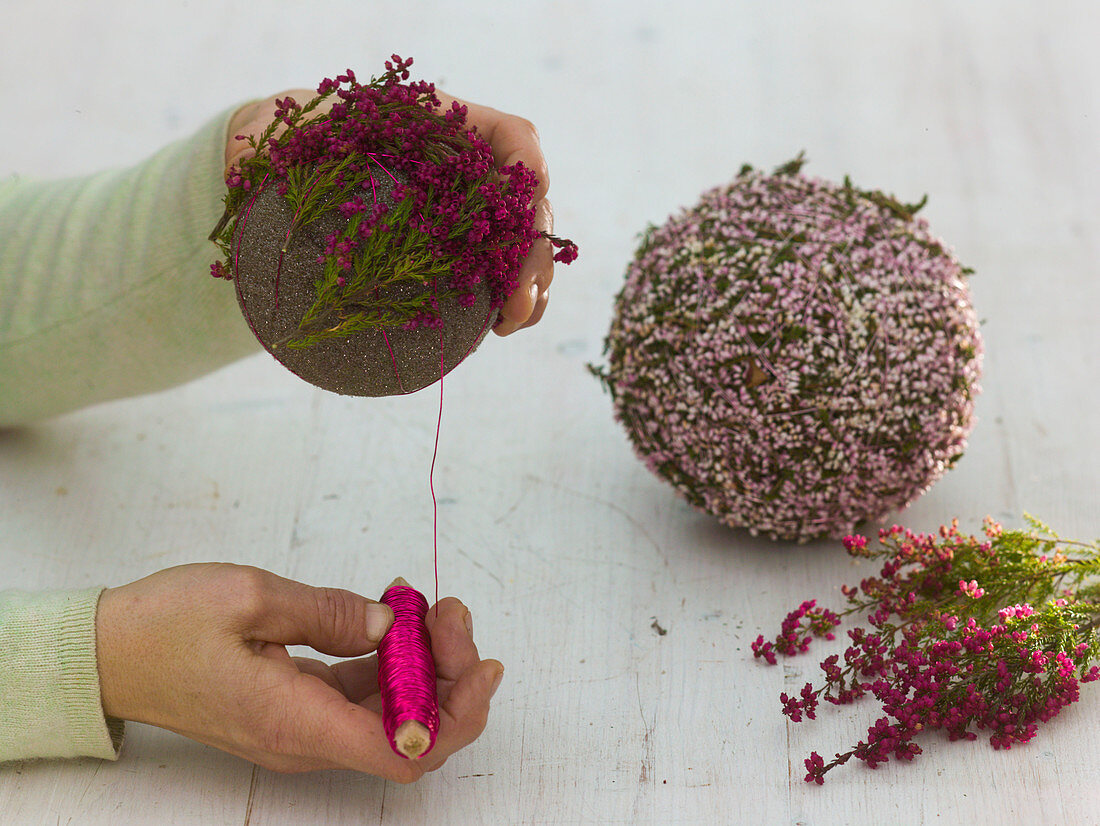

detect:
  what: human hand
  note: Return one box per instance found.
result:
[224,85,556,336]
[96,563,503,780]
[431,91,555,336]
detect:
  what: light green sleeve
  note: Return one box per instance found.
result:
[0,588,124,762]
[0,106,260,426]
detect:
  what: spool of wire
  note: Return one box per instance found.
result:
[377,579,440,759]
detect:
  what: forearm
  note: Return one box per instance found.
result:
[0,588,123,762]
[0,107,259,426]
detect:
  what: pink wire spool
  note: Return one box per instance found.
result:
[378,581,440,759]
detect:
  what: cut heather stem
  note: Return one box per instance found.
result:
[753,516,1100,783]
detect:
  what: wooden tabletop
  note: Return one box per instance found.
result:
[2,2,1098,823]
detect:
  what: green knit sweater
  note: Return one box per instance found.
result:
[0,107,259,761]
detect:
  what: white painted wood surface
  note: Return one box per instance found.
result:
[2,1,1099,823]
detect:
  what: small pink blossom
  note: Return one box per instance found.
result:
[958,579,985,599]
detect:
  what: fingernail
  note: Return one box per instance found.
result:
[365,603,394,642]
[463,609,474,638]
[490,667,504,698]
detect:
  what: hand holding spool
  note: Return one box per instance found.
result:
[96,564,503,780]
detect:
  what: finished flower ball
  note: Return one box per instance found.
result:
[594,156,982,542]
[210,56,576,396]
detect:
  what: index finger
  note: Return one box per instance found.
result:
[433,91,550,203]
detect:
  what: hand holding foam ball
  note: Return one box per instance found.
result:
[210,56,577,396]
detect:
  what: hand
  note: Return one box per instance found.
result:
[96,563,503,781]
[432,92,555,336]
[224,85,556,336]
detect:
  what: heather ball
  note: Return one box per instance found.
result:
[597,159,982,542]
[210,58,563,397]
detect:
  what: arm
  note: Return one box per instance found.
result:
[0,88,557,427]
[0,108,260,427]
[0,588,122,761]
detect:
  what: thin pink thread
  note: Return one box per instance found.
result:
[380,330,408,394]
[430,311,444,609]
[233,175,274,353]
[425,305,491,612]
[377,585,440,758]
[365,153,403,186]
[366,161,379,205]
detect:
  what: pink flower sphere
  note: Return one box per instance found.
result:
[597,159,983,542]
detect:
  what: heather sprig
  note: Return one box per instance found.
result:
[752,517,1100,783]
[209,56,577,348]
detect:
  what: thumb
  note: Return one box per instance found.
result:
[245,570,394,656]
[224,100,264,177]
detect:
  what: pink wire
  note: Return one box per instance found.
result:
[430,318,444,609]
[377,585,440,758]
[380,329,408,394]
[232,175,273,353]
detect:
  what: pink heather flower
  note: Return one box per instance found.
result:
[751,635,777,665]
[755,519,1100,783]
[843,535,869,553]
[209,55,576,336]
[804,752,826,785]
[958,579,985,599]
[998,604,1035,621]
[552,238,580,264]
